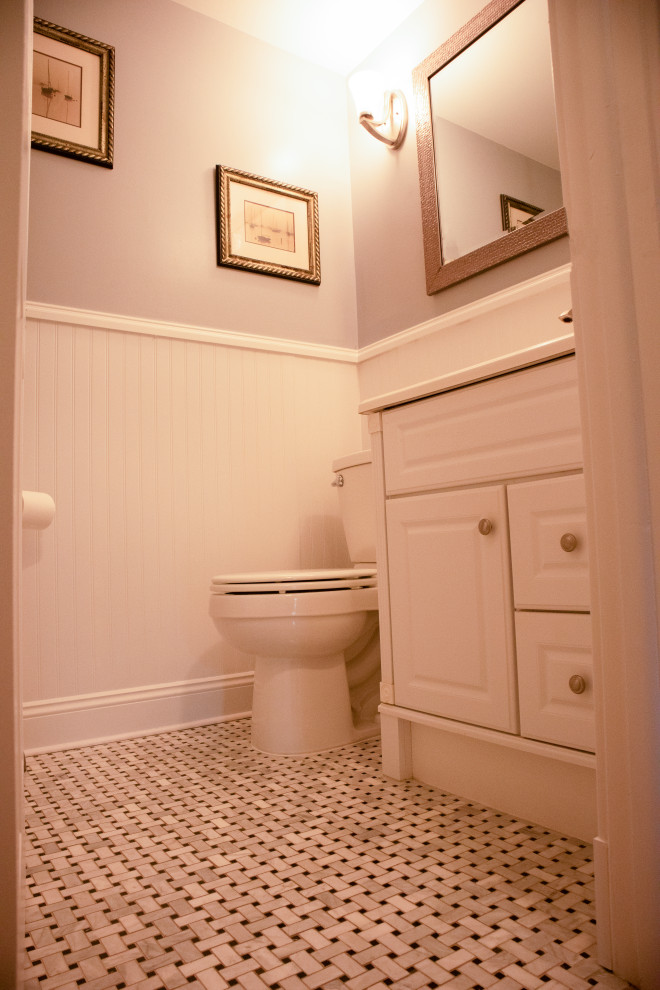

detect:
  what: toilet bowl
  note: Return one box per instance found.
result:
[209,569,377,754]
[209,450,380,756]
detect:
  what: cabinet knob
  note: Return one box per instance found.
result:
[560,532,578,552]
[569,674,587,695]
[478,518,493,535]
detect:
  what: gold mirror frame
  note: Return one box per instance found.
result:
[413,0,567,295]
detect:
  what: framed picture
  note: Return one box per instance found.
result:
[32,18,114,168]
[215,166,321,285]
[500,194,543,232]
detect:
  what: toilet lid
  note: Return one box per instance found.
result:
[210,567,377,594]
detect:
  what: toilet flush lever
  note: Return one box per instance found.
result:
[331,473,344,487]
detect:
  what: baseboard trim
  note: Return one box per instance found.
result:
[593,837,613,969]
[23,673,253,754]
[380,703,595,768]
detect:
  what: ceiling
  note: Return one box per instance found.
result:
[170,0,559,171]
[169,0,425,75]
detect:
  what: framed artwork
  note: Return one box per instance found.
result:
[215,165,321,284]
[500,194,543,232]
[32,18,114,168]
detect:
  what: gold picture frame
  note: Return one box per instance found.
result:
[32,18,114,168]
[215,166,321,285]
[500,194,543,232]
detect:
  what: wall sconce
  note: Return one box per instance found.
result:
[348,70,408,150]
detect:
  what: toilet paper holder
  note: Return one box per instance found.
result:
[22,490,56,530]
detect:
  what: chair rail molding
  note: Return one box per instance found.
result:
[25,301,358,365]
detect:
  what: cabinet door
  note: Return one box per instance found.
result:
[508,474,590,610]
[516,611,595,752]
[386,486,518,732]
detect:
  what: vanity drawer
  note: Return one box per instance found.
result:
[382,357,582,495]
[508,474,590,611]
[516,611,595,752]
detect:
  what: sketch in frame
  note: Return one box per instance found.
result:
[215,166,321,285]
[500,194,543,232]
[32,18,114,168]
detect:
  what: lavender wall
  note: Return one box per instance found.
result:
[348,0,571,347]
[29,0,358,348]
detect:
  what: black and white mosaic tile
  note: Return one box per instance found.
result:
[23,718,635,989]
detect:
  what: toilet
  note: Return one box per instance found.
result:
[209,449,380,755]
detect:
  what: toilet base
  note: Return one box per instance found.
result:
[251,652,371,755]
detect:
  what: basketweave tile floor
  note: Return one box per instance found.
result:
[23,718,636,990]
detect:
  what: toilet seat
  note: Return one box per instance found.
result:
[210,567,376,595]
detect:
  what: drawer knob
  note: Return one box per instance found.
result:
[478,518,493,535]
[569,674,587,695]
[560,532,578,552]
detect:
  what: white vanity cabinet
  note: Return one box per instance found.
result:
[378,355,595,755]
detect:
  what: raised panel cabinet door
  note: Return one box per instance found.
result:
[386,485,518,732]
[516,611,595,752]
[382,357,582,495]
[508,473,590,610]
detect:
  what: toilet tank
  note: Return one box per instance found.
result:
[332,449,377,565]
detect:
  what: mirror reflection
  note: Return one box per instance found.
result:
[414,0,567,294]
[431,0,562,262]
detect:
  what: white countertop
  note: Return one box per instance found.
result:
[358,333,575,414]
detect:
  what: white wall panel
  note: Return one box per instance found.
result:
[22,316,362,714]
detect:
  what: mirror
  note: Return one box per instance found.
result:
[413,0,567,294]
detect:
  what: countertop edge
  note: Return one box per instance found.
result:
[358,333,576,414]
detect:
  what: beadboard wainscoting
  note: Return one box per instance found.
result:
[22,306,362,750]
[22,269,574,751]
[357,265,574,409]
